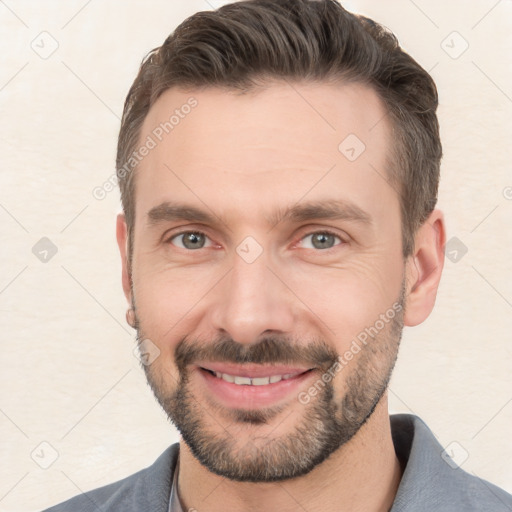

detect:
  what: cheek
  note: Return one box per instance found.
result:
[279,258,403,344]
[133,266,218,343]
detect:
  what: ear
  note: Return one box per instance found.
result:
[116,212,132,306]
[404,209,446,327]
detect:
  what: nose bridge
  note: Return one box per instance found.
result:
[209,243,295,344]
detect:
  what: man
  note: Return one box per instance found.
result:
[44,0,512,510]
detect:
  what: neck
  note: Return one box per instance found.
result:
[176,397,402,512]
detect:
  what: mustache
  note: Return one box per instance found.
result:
[174,335,339,372]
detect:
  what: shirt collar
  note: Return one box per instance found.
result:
[168,452,183,512]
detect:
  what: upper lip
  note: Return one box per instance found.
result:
[197,362,314,378]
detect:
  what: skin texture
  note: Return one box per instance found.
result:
[116,81,446,512]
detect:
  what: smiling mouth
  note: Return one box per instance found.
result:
[196,363,318,409]
[200,367,313,386]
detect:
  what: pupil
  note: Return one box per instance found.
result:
[185,232,203,249]
[314,233,333,249]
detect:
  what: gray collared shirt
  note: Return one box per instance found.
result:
[167,414,512,512]
[43,414,512,512]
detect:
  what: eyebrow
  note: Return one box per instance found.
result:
[146,199,372,229]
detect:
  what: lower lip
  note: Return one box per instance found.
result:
[197,367,315,409]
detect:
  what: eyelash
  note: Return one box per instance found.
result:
[165,229,346,252]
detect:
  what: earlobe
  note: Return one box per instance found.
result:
[403,209,446,327]
[116,213,132,305]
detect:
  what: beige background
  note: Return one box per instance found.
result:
[0,1,511,510]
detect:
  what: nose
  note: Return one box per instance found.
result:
[208,250,296,345]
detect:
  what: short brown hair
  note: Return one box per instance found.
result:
[116,0,441,269]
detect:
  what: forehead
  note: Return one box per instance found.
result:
[134,81,396,228]
[140,80,390,164]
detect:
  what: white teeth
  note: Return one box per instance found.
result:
[210,370,299,386]
[234,376,252,385]
[251,377,271,386]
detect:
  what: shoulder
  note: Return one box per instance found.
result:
[42,444,179,512]
[390,414,512,511]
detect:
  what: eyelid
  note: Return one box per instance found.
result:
[162,223,214,241]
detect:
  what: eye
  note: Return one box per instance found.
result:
[166,230,344,252]
[299,231,344,250]
[167,231,214,250]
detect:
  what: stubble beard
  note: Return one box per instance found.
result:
[135,289,405,483]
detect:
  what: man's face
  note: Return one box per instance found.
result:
[121,81,407,481]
